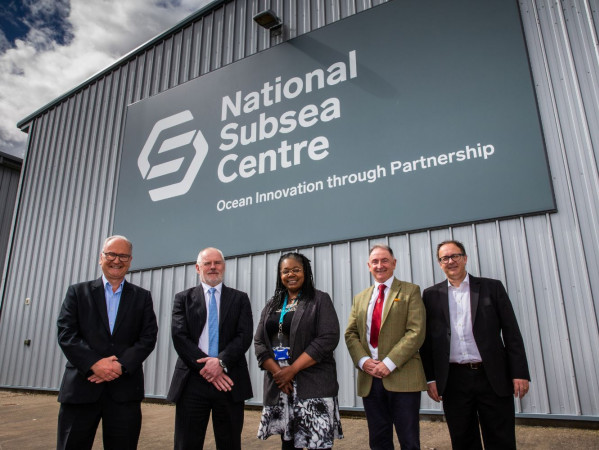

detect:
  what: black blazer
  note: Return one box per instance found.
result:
[57,278,158,404]
[254,290,340,405]
[421,275,530,397]
[167,284,253,403]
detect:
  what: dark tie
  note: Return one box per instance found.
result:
[370,284,386,348]
[208,288,219,357]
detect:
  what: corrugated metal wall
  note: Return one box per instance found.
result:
[1,0,598,419]
[0,153,22,289]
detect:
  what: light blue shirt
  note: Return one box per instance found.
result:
[102,275,124,334]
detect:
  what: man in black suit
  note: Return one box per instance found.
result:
[167,247,253,450]
[421,240,530,449]
[56,235,158,450]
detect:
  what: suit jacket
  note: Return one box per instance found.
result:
[345,277,427,397]
[57,278,158,404]
[420,274,530,397]
[167,284,253,403]
[254,290,340,405]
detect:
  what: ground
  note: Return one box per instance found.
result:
[1,390,597,449]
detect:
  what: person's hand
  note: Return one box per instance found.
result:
[371,362,391,378]
[111,360,122,376]
[197,357,223,382]
[211,372,234,392]
[362,358,383,378]
[89,356,121,383]
[87,374,104,383]
[513,379,529,398]
[427,381,442,402]
[273,366,297,388]
[280,381,293,395]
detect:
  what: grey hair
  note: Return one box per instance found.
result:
[103,235,132,253]
[369,244,394,257]
[197,247,225,265]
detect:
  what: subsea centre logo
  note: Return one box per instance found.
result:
[137,110,208,202]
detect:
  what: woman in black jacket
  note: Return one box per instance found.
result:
[254,252,343,449]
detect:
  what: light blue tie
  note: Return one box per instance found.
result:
[208,288,219,357]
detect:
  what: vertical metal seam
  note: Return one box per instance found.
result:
[543,210,582,414]
[539,0,599,409]
[496,220,507,285]
[471,223,480,276]
[516,216,534,413]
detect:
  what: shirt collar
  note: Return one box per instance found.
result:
[447,273,469,289]
[375,276,394,290]
[202,282,223,294]
[102,274,125,291]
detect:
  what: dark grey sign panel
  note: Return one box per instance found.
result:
[114,0,555,270]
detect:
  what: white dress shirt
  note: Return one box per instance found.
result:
[358,276,397,372]
[448,274,482,363]
[198,282,222,355]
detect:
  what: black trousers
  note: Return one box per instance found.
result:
[174,373,244,450]
[443,364,516,450]
[57,393,141,450]
[362,378,421,450]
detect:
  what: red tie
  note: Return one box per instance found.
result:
[370,284,386,348]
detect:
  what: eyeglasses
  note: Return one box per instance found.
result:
[438,253,465,264]
[281,268,303,276]
[103,252,132,262]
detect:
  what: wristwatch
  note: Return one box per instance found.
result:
[218,359,228,373]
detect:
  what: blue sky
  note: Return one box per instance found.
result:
[1,2,33,48]
[0,0,211,159]
[1,0,73,50]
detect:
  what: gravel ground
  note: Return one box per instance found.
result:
[1,390,597,449]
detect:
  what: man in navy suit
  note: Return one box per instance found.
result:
[56,235,158,450]
[167,247,253,450]
[421,240,530,449]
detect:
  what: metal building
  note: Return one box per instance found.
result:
[1,0,598,423]
[0,152,22,287]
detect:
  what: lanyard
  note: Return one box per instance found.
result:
[278,292,300,334]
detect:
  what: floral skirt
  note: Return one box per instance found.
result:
[257,381,344,449]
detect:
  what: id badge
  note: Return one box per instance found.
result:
[273,346,290,361]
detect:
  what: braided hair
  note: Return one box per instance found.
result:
[267,252,316,314]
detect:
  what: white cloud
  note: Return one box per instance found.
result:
[0,0,213,158]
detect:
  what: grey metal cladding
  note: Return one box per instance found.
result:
[1,0,598,419]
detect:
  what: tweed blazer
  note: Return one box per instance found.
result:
[345,277,427,397]
[254,289,340,405]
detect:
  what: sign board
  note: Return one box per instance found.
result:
[114,0,555,270]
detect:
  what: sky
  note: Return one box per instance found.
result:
[0,0,213,160]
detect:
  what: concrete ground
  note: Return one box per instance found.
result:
[1,390,598,449]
